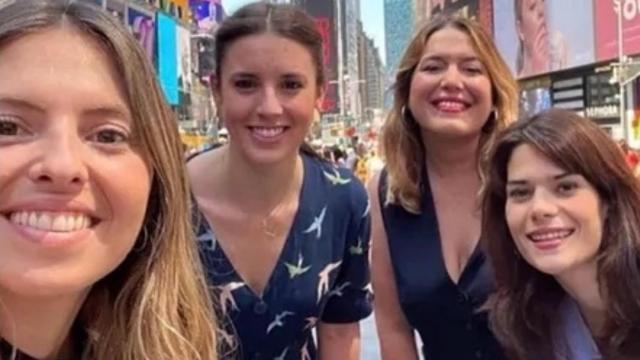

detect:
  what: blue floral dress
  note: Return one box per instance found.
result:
[195,154,372,360]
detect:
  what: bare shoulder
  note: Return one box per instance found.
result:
[187,147,224,197]
[366,169,383,208]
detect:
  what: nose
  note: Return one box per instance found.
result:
[440,65,464,91]
[257,86,284,116]
[28,124,88,192]
[529,190,558,223]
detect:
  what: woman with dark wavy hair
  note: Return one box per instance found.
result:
[482,108,640,359]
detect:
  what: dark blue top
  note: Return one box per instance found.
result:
[196,154,372,360]
[378,169,505,360]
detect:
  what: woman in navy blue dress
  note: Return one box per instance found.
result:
[188,3,372,359]
[368,16,518,359]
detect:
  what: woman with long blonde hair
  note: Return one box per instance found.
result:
[0,1,218,359]
[369,15,518,359]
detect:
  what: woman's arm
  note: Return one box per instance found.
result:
[367,172,420,360]
[317,322,361,360]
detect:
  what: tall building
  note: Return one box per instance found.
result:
[358,20,385,123]
[383,0,414,107]
[341,0,362,122]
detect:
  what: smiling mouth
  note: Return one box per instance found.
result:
[4,211,98,233]
[432,100,470,113]
[527,229,574,242]
[248,126,289,139]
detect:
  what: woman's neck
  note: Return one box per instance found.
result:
[221,146,304,214]
[556,262,607,337]
[0,289,87,359]
[422,132,480,178]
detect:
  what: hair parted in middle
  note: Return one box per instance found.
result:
[0,1,221,359]
[482,108,640,359]
[212,1,325,159]
[380,15,518,214]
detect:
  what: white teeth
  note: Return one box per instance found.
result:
[529,230,572,242]
[7,211,92,233]
[437,101,466,111]
[252,127,285,138]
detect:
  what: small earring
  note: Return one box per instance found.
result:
[401,105,412,122]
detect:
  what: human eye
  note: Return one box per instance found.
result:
[233,78,257,90]
[0,115,29,139]
[88,126,130,146]
[281,79,304,91]
[556,181,578,195]
[420,61,443,73]
[462,61,485,75]
[506,186,532,201]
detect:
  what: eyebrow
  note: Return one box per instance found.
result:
[0,97,131,122]
[0,97,45,113]
[83,106,132,122]
[506,172,573,186]
[419,55,482,63]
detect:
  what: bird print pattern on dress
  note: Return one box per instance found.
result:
[267,311,295,334]
[197,154,372,359]
[218,281,245,314]
[284,253,312,279]
[323,168,352,185]
[302,206,326,239]
[317,261,342,303]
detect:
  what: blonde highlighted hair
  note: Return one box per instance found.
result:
[0,1,218,359]
[381,15,518,213]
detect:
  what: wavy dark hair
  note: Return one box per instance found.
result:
[482,109,640,359]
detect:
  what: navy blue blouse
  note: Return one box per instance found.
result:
[196,154,372,360]
[378,169,505,360]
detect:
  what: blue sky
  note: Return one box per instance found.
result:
[221,0,386,64]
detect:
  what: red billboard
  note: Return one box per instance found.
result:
[595,1,640,61]
[300,0,339,114]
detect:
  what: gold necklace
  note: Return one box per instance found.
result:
[259,161,302,239]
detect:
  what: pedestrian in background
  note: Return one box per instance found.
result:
[188,3,372,359]
[483,109,640,360]
[368,15,518,359]
[0,1,219,359]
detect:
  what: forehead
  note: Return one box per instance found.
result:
[507,144,566,177]
[422,26,479,58]
[0,25,129,113]
[220,32,316,76]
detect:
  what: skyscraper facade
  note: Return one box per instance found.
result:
[384,0,414,107]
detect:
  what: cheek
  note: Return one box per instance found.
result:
[100,156,152,232]
[505,203,526,236]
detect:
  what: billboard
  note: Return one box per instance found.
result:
[157,13,179,105]
[300,0,338,113]
[177,25,192,97]
[420,0,493,35]
[127,5,155,63]
[189,0,224,34]
[595,1,640,61]
[493,0,595,79]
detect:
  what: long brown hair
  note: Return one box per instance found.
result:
[213,2,323,159]
[0,1,218,359]
[482,109,640,359]
[381,15,518,213]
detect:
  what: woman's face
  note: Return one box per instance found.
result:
[214,32,322,165]
[408,27,493,142]
[505,144,604,278]
[0,26,152,299]
[517,0,549,74]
